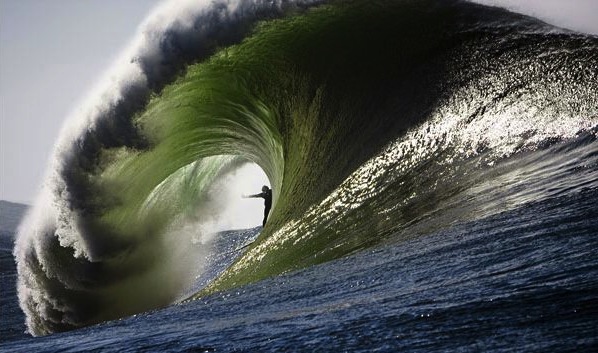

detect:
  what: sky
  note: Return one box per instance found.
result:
[1,0,597,205]
[0,0,163,204]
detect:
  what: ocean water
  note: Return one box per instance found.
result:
[3,186,597,352]
[4,0,598,351]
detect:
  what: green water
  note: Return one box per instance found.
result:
[92,1,456,292]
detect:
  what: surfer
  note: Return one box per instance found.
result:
[243,185,272,227]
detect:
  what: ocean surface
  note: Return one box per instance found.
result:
[2,187,598,352]
[3,0,598,351]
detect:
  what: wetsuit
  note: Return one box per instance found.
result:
[248,189,272,227]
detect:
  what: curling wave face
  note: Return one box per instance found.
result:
[15,0,598,335]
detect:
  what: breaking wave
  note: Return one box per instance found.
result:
[14,0,597,335]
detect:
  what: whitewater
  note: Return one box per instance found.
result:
[2,0,597,351]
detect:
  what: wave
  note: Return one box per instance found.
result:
[15,0,598,335]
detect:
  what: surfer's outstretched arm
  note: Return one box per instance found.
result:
[243,193,265,199]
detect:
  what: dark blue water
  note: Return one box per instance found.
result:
[2,186,596,352]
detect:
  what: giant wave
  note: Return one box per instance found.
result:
[14,0,597,336]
